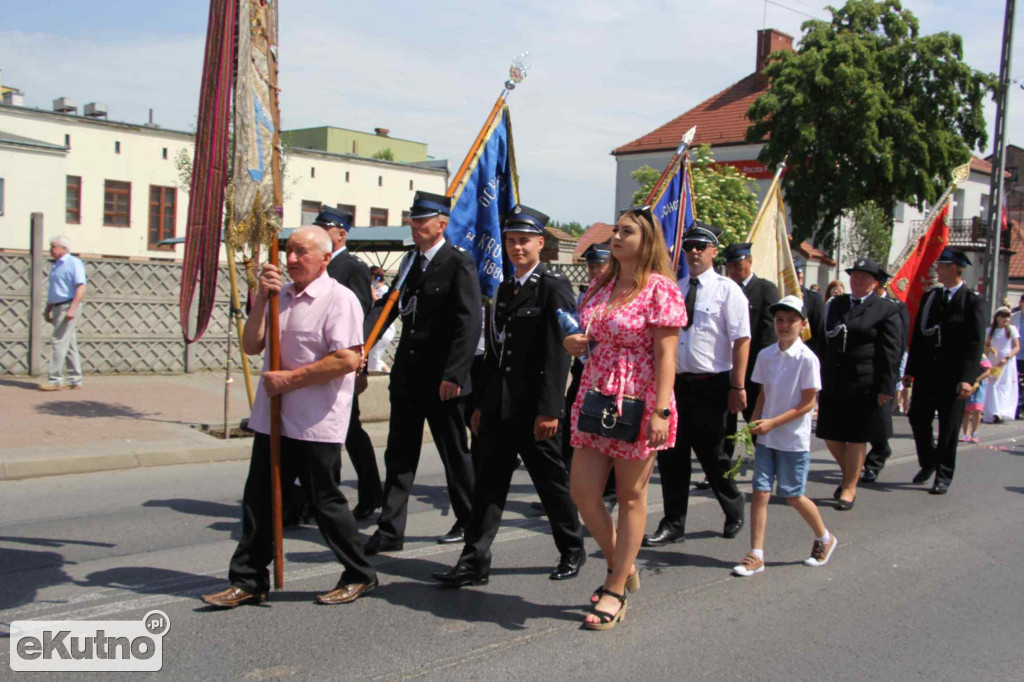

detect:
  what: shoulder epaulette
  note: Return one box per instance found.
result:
[543,269,562,279]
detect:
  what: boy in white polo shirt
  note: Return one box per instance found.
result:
[733,295,837,576]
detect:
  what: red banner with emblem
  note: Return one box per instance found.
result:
[890,202,951,345]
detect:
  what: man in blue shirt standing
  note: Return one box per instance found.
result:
[41,236,87,391]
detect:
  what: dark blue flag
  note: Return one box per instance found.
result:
[650,155,694,280]
[445,105,519,300]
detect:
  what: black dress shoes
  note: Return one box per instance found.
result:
[642,523,685,547]
[833,486,843,500]
[432,565,489,587]
[860,469,879,484]
[530,501,547,513]
[912,467,935,484]
[695,477,711,490]
[436,524,465,544]
[929,481,950,495]
[723,518,744,538]
[352,501,382,521]
[363,532,403,556]
[549,552,586,580]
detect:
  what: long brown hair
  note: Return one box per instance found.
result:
[583,209,673,309]
[988,310,1012,342]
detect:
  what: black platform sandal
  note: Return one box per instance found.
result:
[584,590,627,631]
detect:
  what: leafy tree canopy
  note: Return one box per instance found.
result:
[746,0,993,250]
[843,200,893,265]
[630,144,760,250]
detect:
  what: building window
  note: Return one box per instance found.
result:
[148,186,176,250]
[370,208,388,226]
[409,180,414,191]
[311,167,316,179]
[352,141,358,154]
[337,204,356,224]
[103,180,131,226]
[401,210,410,226]
[981,194,990,219]
[953,189,965,221]
[66,176,82,223]
[301,200,320,225]
[378,176,383,187]
[162,148,168,160]
[345,171,350,183]
[64,134,71,147]
[115,141,121,154]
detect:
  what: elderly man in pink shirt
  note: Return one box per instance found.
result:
[202,227,377,609]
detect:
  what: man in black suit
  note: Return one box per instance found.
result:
[433,205,585,587]
[796,262,826,359]
[314,206,383,519]
[365,191,482,554]
[861,276,911,483]
[905,248,986,494]
[723,242,779,458]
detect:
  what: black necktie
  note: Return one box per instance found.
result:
[513,281,521,295]
[852,298,861,307]
[683,278,698,330]
[945,289,952,303]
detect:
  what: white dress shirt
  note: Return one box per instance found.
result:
[676,268,751,373]
[419,238,445,269]
[514,262,540,287]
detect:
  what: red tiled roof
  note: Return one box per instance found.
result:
[544,226,578,242]
[573,222,614,260]
[613,73,768,155]
[1006,220,1024,279]
[795,240,836,267]
[970,155,1013,178]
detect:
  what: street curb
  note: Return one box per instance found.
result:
[0,442,253,481]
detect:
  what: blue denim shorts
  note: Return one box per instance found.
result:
[751,443,810,498]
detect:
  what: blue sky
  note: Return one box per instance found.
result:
[2,0,1020,227]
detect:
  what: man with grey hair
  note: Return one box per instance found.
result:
[202,226,378,608]
[40,236,87,391]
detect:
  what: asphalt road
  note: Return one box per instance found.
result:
[1,418,1023,681]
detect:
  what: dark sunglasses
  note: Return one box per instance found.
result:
[618,204,653,222]
[682,241,710,252]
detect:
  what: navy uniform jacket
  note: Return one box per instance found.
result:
[480,264,574,422]
[327,249,373,315]
[822,294,902,394]
[802,285,826,358]
[906,285,985,387]
[741,274,779,383]
[385,242,482,398]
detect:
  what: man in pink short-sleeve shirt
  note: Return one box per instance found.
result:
[202,227,377,609]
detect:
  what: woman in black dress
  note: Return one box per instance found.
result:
[816,258,902,510]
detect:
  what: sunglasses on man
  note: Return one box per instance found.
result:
[682,241,711,252]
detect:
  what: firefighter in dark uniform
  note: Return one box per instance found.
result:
[433,205,586,586]
[364,191,482,554]
[905,248,985,494]
[314,206,383,519]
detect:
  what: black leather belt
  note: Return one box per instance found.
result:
[49,299,74,306]
[677,372,721,382]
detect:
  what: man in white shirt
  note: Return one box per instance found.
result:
[644,222,751,547]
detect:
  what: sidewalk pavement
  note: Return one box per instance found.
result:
[0,372,408,481]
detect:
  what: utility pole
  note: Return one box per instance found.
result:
[983,0,1015,315]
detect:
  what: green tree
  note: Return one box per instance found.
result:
[372,147,395,161]
[843,200,893,265]
[549,220,586,237]
[629,144,760,250]
[746,0,992,251]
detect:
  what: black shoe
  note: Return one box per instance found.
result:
[860,469,878,484]
[642,522,685,547]
[435,524,465,544]
[363,532,403,556]
[432,565,489,588]
[835,498,855,511]
[723,518,744,539]
[695,477,711,490]
[549,551,586,581]
[530,501,547,513]
[352,501,382,521]
[912,468,935,485]
[929,481,949,495]
[832,486,843,500]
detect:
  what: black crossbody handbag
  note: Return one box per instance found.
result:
[575,301,646,443]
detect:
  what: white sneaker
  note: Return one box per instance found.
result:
[804,534,838,567]
[732,552,764,577]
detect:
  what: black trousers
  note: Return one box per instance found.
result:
[459,414,583,573]
[655,372,745,530]
[229,434,376,593]
[909,379,966,485]
[864,398,896,474]
[562,359,616,503]
[466,355,486,474]
[376,392,475,542]
[344,395,383,507]
[724,382,762,458]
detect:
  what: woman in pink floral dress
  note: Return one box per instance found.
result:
[563,206,686,630]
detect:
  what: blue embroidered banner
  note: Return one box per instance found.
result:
[650,155,694,280]
[446,105,519,300]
